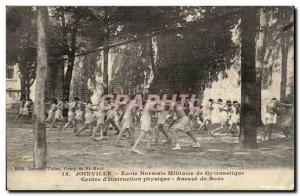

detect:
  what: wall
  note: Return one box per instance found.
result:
[69,18,234,102]
[45,60,64,100]
[108,38,152,94]
[69,22,294,121]
[69,52,103,104]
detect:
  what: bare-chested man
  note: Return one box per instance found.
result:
[104,102,120,135]
[131,99,157,154]
[171,101,201,150]
[115,100,137,147]
[154,101,172,145]
[90,98,110,141]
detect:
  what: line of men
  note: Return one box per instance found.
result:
[188,98,241,136]
[13,94,293,154]
[41,95,244,154]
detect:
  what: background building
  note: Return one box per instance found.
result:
[6,64,21,108]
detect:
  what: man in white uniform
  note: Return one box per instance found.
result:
[91,99,110,141]
[62,97,80,132]
[210,99,231,136]
[199,98,214,133]
[75,101,97,136]
[228,101,240,136]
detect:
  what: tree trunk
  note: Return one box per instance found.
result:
[255,8,268,127]
[20,76,26,100]
[62,55,75,100]
[34,6,48,168]
[102,8,109,95]
[240,8,258,149]
[26,82,31,100]
[103,45,109,94]
[60,59,65,98]
[280,27,288,101]
[62,21,78,101]
[61,8,69,54]
[148,36,156,92]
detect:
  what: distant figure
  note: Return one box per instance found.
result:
[199,99,214,133]
[49,97,65,130]
[210,99,231,135]
[46,98,57,123]
[75,104,84,126]
[28,99,34,121]
[194,102,203,129]
[264,98,293,141]
[104,102,120,135]
[75,101,97,136]
[19,99,31,123]
[189,100,203,131]
[14,99,25,122]
[228,101,240,136]
[62,97,80,132]
[263,98,279,141]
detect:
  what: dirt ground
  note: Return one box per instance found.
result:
[6,113,294,170]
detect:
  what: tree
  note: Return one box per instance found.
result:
[240,7,258,149]
[52,7,98,100]
[102,7,109,94]
[279,7,294,101]
[255,8,268,126]
[34,6,48,168]
[6,7,37,100]
[19,47,37,99]
[255,7,294,100]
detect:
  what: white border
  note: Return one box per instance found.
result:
[1,0,298,6]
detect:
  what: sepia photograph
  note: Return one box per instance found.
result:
[5,5,295,191]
